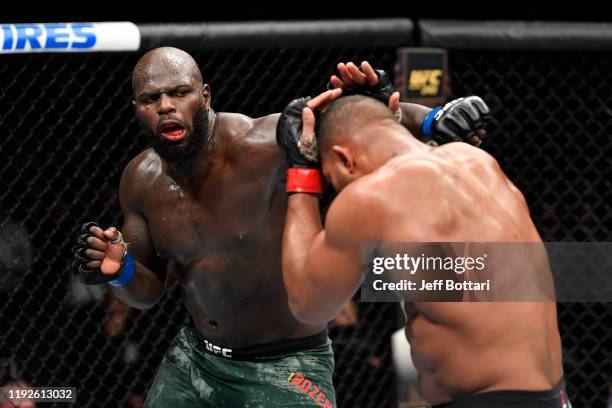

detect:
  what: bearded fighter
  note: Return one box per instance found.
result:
[71,47,490,407]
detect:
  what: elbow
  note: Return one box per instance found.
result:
[288,300,332,325]
[136,290,165,310]
[134,297,162,311]
[110,288,164,311]
[121,296,160,311]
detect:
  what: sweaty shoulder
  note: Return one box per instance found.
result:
[218,112,281,155]
[324,180,390,246]
[434,141,500,169]
[120,148,163,209]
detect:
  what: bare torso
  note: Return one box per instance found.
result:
[124,112,325,347]
[357,143,563,404]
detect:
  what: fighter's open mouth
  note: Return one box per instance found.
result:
[159,122,186,141]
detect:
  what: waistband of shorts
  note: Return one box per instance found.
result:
[188,321,329,360]
[433,378,568,408]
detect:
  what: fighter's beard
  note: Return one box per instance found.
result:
[142,106,214,174]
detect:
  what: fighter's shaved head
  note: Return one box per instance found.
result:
[317,95,420,192]
[132,47,203,94]
[317,95,396,152]
[131,47,212,172]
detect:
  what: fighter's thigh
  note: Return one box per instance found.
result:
[144,336,204,408]
[244,347,337,407]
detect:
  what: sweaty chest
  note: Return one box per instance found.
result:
[141,159,286,265]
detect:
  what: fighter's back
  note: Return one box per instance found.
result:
[348,142,563,403]
[365,142,536,242]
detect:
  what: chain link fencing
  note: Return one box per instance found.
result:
[0,35,610,408]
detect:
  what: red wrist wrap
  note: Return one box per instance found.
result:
[286,168,323,194]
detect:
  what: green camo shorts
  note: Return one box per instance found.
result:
[143,322,336,407]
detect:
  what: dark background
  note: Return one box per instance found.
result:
[0,1,608,23]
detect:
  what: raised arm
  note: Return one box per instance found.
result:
[329,61,490,146]
[397,101,433,139]
[282,189,367,324]
[276,89,372,323]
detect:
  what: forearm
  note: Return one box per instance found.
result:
[109,260,164,310]
[282,194,322,312]
[399,102,432,140]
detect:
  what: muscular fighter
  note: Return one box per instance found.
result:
[71,47,489,407]
[278,94,571,407]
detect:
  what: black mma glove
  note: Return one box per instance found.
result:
[330,68,394,106]
[72,222,133,286]
[276,97,322,194]
[421,96,491,145]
